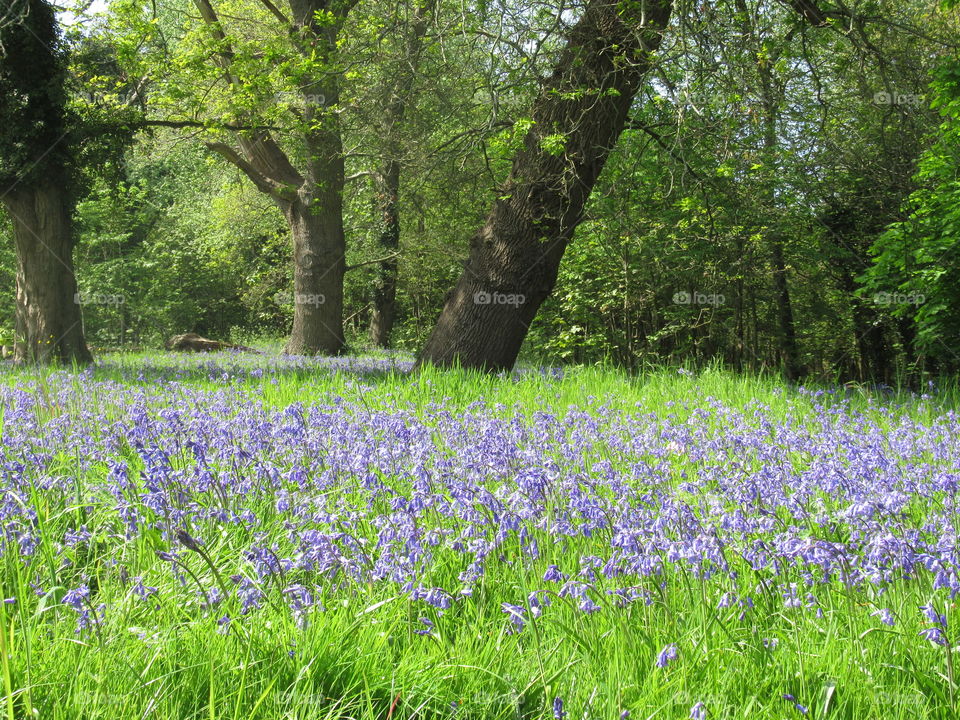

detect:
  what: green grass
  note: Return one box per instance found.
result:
[1,352,958,719]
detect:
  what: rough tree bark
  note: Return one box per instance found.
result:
[283,177,346,355]
[416,0,673,371]
[0,0,91,364]
[2,182,91,364]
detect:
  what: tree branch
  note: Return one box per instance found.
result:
[192,0,237,73]
[139,119,282,131]
[625,120,719,192]
[254,0,291,27]
[778,0,835,26]
[346,253,400,272]
[345,170,374,182]
[206,141,292,199]
[190,0,303,194]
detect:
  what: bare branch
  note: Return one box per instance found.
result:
[345,171,374,183]
[346,253,400,272]
[254,0,291,26]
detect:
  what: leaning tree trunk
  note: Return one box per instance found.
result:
[2,182,91,364]
[416,0,672,371]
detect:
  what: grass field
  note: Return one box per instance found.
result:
[1,351,958,719]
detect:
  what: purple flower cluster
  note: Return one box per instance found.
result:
[0,360,958,669]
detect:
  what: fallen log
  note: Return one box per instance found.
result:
[165,333,260,353]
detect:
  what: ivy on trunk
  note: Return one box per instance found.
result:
[0,0,92,365]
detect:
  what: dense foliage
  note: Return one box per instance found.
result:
[867,56,960,372]
[1,0,959,377]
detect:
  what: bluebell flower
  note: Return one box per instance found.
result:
[655,644,678,668]
[578,597,601,614]
[131,577,158,601]
[921,604,947,627]
[415,617,435,636]
[871,608,895,626]
[920,627,948,646]
[782,694,808,715]
[543,565,565,582]
[501,603,526,633]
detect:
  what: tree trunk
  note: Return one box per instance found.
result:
[282,189,346,355]
[284,9,349,356]
[839,266,888,382]
[2,182,91,364]
[367,0,432,348]
[770,236,801,380]
[416,0,672,371]
[751,6,803,381]
[369,160,400,347]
